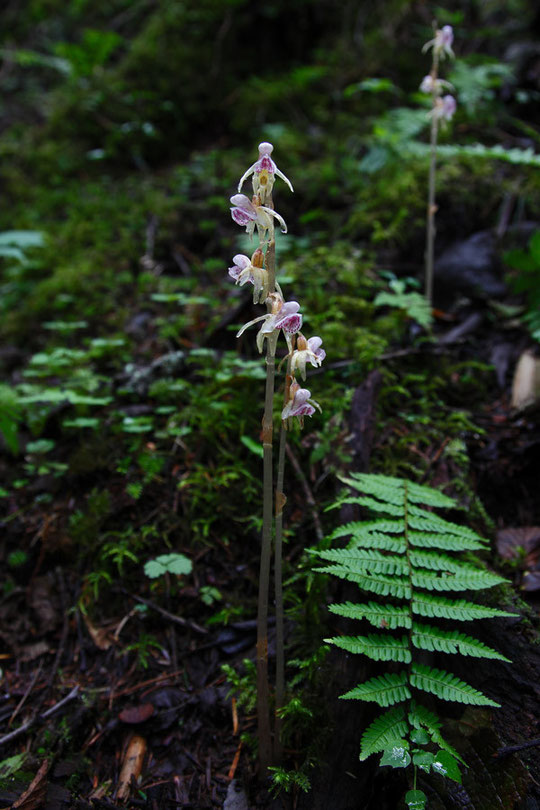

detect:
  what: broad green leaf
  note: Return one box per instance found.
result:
[380,742,411,768]
[405,789,427,810]
[432,750,462,783]
[144,553,192,579]
[412,751,434,773]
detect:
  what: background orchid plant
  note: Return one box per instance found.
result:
[421,23,457,305]
[227,142,325,774]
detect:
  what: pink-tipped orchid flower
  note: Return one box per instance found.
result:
[289,334,326,380]
[422,24,454,59]
[237,142,294,203]
[230,193,287,239]
[281,379,321,427]
[236,292,302,353]
[430,94,457,122]
[228,249,269,304]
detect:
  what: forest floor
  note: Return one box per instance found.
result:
[1,294,540,810]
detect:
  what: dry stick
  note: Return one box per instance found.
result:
[285,443,324,545]
[425,50,440,306]
[257,232,276,774]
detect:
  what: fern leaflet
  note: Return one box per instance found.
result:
[341,671,410,706]
[329,601,411,629]
[359,706,408,760]
[410,663,500,707]
[326,633,411,662]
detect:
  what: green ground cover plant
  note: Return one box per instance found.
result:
[314,473,517,808]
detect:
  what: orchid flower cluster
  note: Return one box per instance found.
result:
[228,142,325,424]
[226,142,324,773]
[420,24,457,124]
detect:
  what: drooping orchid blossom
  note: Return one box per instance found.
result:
[281,378,321,427]
[237,142,294,203]
[228,249,269,304]
[430,94,457,122]
[422,24,454,59]
[236,292,302,353]
[230,193,287,239]
[289,334,326,380]
[419,74,454,95]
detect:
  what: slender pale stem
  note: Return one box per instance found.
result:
[256,228,276,775]
[425,52,440,306]
[273,356,292,762]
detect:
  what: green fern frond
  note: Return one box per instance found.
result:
[319,472,510,772]
[410,663,500,707]
[359,706,408,760]
[411,623,510,661]
[315,547,408,575]
[408,531,487,551]
[329,601,411,629]
[412,569,505,591]
[412,592,518,621]
[341,671,410,706]
[326,633,411,662]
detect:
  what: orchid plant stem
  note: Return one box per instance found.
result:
[273,356,292,763]
[425,51,440,306]
[257,233,276,775]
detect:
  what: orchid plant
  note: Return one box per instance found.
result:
[421,23,457,305]
[227,142,324,774]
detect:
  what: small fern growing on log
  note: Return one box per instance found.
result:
[314,473,516,809]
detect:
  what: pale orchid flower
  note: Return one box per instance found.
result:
[237,142,294,203]
[430,94,457,122]
[289,334,326,380]
[281,379,321,426]
[236,292,302,353]
[423,24,454,59]
[419,74,454,95]
[230,193,287,239]
[228,249,269,304]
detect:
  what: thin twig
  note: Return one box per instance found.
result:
[9,661,43,726]
[118,588,208,635]
[0,686,80,747]
[495,737,540,758]
[285,444,324,544]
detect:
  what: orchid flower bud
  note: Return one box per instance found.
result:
[237,142,294,203]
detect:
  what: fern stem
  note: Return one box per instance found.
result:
[257,233,276,774]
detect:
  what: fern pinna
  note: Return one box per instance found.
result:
[315,473,516,809]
